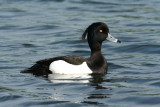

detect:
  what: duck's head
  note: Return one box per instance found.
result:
[82,22,121,52]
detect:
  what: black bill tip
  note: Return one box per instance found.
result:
[117,40,121,43]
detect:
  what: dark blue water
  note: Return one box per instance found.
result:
[0,0,160,106]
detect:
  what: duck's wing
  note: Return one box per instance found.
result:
[21,55,87,76]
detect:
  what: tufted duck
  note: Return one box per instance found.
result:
[21,22,121,76]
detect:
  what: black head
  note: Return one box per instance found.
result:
[82,22,120,52]
[82,22,108,42]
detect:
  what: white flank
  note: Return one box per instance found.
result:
[49,60,92,74]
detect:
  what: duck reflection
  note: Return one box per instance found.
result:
[48,73,112,105]
[48,73,91,83]
[81,74,112,105]
[89,74,109,89]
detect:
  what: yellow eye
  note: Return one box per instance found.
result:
[99,30,103,32]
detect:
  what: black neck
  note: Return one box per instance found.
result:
[90,50,105,66]
[89,41,102,56]
[90,50,103,59]
[88,50,106,73]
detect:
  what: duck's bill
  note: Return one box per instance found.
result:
[106,33,121,43]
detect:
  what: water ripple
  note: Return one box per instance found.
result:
[0,0,160,107]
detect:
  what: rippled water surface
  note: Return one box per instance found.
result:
[1,0,160,107]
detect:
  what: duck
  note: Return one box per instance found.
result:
[21,22,121,76]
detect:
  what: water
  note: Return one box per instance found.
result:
[0,0,160,106]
